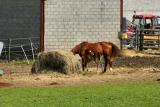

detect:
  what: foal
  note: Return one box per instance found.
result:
[71,42,103,71]
[82,42,103,71]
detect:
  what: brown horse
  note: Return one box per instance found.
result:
[98,41,121,73]
[71,42,103,71]
[71,41,121,72]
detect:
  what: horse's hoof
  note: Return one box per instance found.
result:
[100,71,105,74]
[87,69,89,72]
[109,68,113,71]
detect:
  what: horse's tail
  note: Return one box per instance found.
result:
[111,43,121,57]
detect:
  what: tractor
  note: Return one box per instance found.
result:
[121,14,160,50]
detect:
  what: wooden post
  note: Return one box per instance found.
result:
[40,0,45,52]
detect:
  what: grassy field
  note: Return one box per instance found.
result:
[0,81,160,107]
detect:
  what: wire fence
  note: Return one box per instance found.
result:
[0,37,40,64]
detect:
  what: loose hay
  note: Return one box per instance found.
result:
[31,50,82,74]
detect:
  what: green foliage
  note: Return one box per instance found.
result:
[0,82,160,107]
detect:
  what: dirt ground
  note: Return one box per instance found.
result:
[0,49,160,88]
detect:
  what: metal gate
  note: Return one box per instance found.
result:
[138,29,160,51]
[120,29,160,51]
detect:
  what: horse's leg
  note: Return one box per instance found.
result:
[95,54,100,72]
[97,54,101,71]
[84,58,88,71]
[102,55,108,73]
[100,55,104,72]
[108,58,113,71]
[93,55,98,71]
[83,55,89,72]
[96,61,99,71]
[82,57,85,71]
[96,55,99,71]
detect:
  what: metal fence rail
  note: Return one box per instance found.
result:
[139,29,160,51]
[0,37,39,64]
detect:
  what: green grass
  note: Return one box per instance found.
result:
[0,82,160,107]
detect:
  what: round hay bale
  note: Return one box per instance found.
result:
[31,50,82,74]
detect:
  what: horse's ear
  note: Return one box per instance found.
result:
[71,48,75,54]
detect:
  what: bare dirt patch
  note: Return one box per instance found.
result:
[0,82,13,87]
[0,49,160,87]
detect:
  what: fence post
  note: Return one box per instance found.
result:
[8,38,11,62]
[158,30,160,49]
[29,38,35,60]
[135,29,138,50]
[139,30,143,51]
[21,45,29,64]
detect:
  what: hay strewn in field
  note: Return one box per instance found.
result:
[31,50,82,74]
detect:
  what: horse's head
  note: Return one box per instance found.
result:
[71,46,79,55]
[83,49,95,61]
[71,44,82,55]
[71,41,89,55]
[88,49,94,56]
